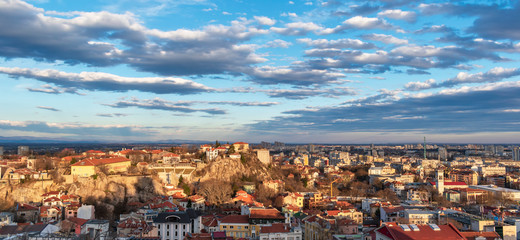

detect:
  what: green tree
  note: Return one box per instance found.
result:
[182,183,191,196]
[178,175,184,185]
[228,145,236,154]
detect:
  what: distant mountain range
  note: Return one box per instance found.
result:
[0,136,211,144]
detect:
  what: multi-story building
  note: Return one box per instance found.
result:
[374,222,466,240]
[82,219,110,240]
[477,165,506,177]
[402,210,437,225]
[71,157,131,177]
[155,211,202,240]
[449,169,478,185]
[256,149,271,165]
[259,223,302,240]
[206,148,219,161]
[513,147,520,161]
[17,146,29,156]
[218,215,251,239]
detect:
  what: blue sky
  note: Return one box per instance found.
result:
[1,0,520,143]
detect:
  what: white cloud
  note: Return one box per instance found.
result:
[254,16,276,26]
[363,33,408,45]
[378,9,417,22]
[298,38,375,49]
[271,22,323,35]
[264,39,292,48]
[0,67,214,94]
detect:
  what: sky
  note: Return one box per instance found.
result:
[1,0,520,144]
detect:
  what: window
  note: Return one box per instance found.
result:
[167,231,169,236]
[245,226,248,229]
[223,226,227,229]
[230,226,234,229]
[183,225,186,229]
[238,226,241,230]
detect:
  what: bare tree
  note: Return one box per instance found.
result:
[198,179,233,205]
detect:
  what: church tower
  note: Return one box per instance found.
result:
[435,168,444,195]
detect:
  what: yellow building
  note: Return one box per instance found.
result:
[218,215,251,239]
[233,142,250,152]
[71,157,131,177]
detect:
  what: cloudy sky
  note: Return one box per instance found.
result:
[1,0,520,143]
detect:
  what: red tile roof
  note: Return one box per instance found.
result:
[376,223,466,240]
[260,223,291,233]
[250,208,285,220]
[220,215,249,224]
[460,231,501,240]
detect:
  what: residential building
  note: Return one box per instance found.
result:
[218,215,250,239]
[16,203,39,223]
[258,223,302,240]
[71,157,131,177]
[81,219,110,240]
[374,222,466,240]
[449,170,478,185]
[402,210,437,225]
[256,149,271,165]
[380,206,404,222]
[18,146,29,156]
[233,142,250,152]
[206,149,219,161]
[155,211,202,240]
[469,185,520,201]
[513,147,520,161]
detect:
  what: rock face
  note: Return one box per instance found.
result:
[196,155,270,182]
[0,175,165,213]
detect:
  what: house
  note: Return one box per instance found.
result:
[16,203,40,223]
[459,231,501,240]
[218,215,250,239]
[201,215,219,233]
[0,212,14,226]
[117,215,156,238]
[154,211,202,240]
[263,180,285,193]
[71,157,131,177]
[60,217,88,236]
[40,206,61,223]
[0,224,59,238]
[402,210,437,225]
[380,206,404,222]
[284,192,304,208]
[258,223,302,240]
[325,209,363,224]
[83,150,105,156]
[82,219,110,240]
[206,149,219,161]
[232,142,249,152]
[374,222,466,240]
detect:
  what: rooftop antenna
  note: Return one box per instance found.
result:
[424,136,427,159]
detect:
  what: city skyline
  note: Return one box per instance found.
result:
[1,0,520,143]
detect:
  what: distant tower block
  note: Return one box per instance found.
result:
[435,168,445,195]
[256,149,271,165]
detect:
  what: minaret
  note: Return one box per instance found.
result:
[435,168,444,195]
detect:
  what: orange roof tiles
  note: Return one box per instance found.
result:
[250,208,285,220]
[376,223,465,240]
[260,223,290,233]
[220,215,249,224]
